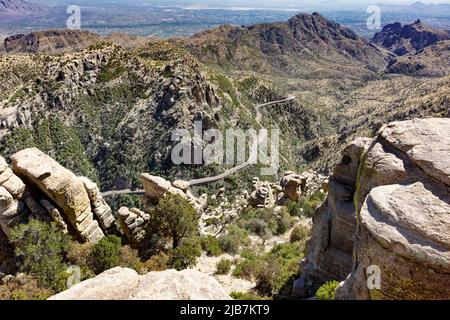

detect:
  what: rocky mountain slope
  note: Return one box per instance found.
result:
[0,14,449,200]
[0,0,41,16]
[294,118,450,300]
[386,40,450,76]
[183,12,390,79]
[372,20,450,56]
[3,30,102,54]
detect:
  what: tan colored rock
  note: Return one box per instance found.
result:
[279,172,303,202]
[140,173,172,201]
[380,118,450,186]
[173,180,190,192]
[79,177,115,232]
[336,118,450,300]
[1,172,26,198]
[118,207,150,247]
[0,157,8,174]
[141,173,205,213]
[11,148,104,243]
[40,199,68,234]
[49,267,232,300]
[293,138,371,298]
[249,177,275,208]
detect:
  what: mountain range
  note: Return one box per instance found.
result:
[0,13,448,195]
[0,0,41,15]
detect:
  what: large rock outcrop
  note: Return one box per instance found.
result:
[292,138,371,297]
[372,20,450,56]
[295,118,450,300]
[49,267,231,300]
[0,148,113,244]
[11,148,105,243]
[336,118,450,300]
[140,173,207,213]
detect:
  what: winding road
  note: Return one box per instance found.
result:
[102,95,295,197]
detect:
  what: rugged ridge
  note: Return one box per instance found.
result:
[3,30,101,54]
[0,0,41,16]
[372,20,450,56]
[183,12,389,79]
[292,138,371,297]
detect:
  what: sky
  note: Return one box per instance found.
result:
[30,0,450,5]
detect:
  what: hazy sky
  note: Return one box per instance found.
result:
[31,0,450,4]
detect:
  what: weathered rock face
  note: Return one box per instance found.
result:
[372,20,450,56]
[140,173,207,213]
[48,267,231,300]
[249,177,275,208]
[11,148,105,243]
[79,177,115,233]
[292,138,371,298]
[336,118,450,300]
[0,154,46,236]
[117,207,150,247]
[3,30,101,54]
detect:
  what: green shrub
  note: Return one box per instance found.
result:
[89,235,122,274]
[218,226,251,254]
[275,209,292,235]
[200,236,223,257]
[290,224,312,243]
[168,237,202,271]
[302,192,326,217]
[315,281,340,300]
[0,274,54,300]
[141,252,169,273]
[238,207,291,238]
[232,249,263,281]
[233,242,305,297]
[146,193,199,249]
[230,291,270,300]
[10,220,71,292]
[287,201,302,217]
[216,258,232,275]
[118,245,143,272]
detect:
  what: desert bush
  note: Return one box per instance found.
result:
[168,237,202,271]
[239,207,291,238]
[287,201,302,217]
[275,209,292,235]
[230,291,271,300]
[218,226,251,254]
[10,220,71,292]
[200,235,223,257]
[302,192,326,217]
[233,241,305,297]
[232,249,263,281]
[118,245,143,272]
[0,274,53,300]
[290,224,312,243]
[89,235,122,274]
[141,252,169,273]
[315,281,340,300]
[216,258,232,275]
